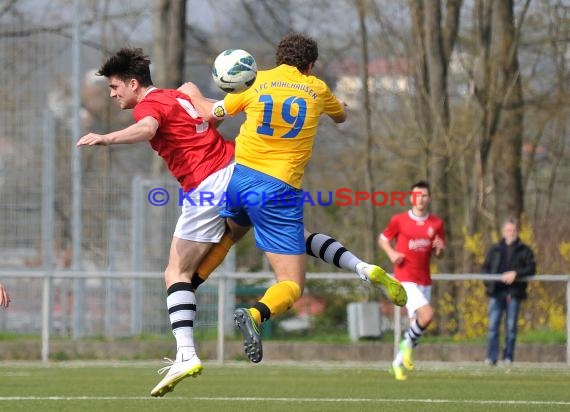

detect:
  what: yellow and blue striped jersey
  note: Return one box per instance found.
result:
[223,64,344,189]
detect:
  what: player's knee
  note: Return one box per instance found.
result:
[164,264,191,284]
[419,306,434,327]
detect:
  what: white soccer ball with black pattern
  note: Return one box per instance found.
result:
[212,49,257,94]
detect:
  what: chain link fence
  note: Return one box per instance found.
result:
[1,1,568,364]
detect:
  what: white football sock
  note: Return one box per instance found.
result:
[166,282,197,361]
[306,233,363,274]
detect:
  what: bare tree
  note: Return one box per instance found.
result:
[534,0,568,224]
[407,0,462,271]
[356,0,376,261]
[466,0,529,239]
[489,0,527,225]
[150,0,187,177]
[152,0,186,89]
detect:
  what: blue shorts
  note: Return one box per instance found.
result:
[220,164,305,254]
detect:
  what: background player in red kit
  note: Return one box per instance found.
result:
[378,180,445,380]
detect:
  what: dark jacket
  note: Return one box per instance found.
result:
[482,238,536,299]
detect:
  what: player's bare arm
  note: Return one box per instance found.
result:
[0,283,10,308]
[177,82,216,122]
[379,237,405,266]
[77,116,158,146]
[432,235,445,258]
[328,99,347,123]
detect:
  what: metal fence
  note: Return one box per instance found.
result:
[1,1,568,367]
[0,270,568,363]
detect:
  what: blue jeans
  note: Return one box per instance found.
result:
[486,291,521,363]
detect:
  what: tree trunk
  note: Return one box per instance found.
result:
[357,0,376,261]
[408,0,462,335]
[152,0,186,89]
[151,0,187,179]
[490,0,524,225]
[421,0,461,273]
[408,0,431,178]
[149,0,187,262]
[468,0,524,240]
[467,0,495,256]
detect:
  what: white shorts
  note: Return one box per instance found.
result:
[173,161,235,242]
[401,282,431,318]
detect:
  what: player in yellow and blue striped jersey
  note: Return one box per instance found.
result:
[181,33,406,363]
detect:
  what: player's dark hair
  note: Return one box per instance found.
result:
[97,47,153,87]
[275,33,318,72]
[411,180,430,196]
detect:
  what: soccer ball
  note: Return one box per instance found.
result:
[212,49,257,94]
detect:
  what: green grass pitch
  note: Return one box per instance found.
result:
[0,361,569,412]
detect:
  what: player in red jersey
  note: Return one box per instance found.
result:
[78,47,404,396]
[378,180,445,380]
[77,48,236,396]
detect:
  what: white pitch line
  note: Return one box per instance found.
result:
[0,396,569,406]
[0,397,157,401]
[194,397,570,405]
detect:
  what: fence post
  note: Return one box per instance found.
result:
[41,275,52,362]
[41,109,55,362]
[105,219,119,337]
[217,274,227,364]
[70,0,85,339]
[393,305,401,357]
[130,177,144,335]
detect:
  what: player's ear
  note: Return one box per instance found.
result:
[129,78,138,91]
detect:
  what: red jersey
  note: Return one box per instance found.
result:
[380,210,445,285]
[133,88,234,191]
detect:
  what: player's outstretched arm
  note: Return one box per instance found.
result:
[178,82,216,122]
[378,236,404,266]
[0,283,10,308]
[77,116,158,146]
[327,99,347,123]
